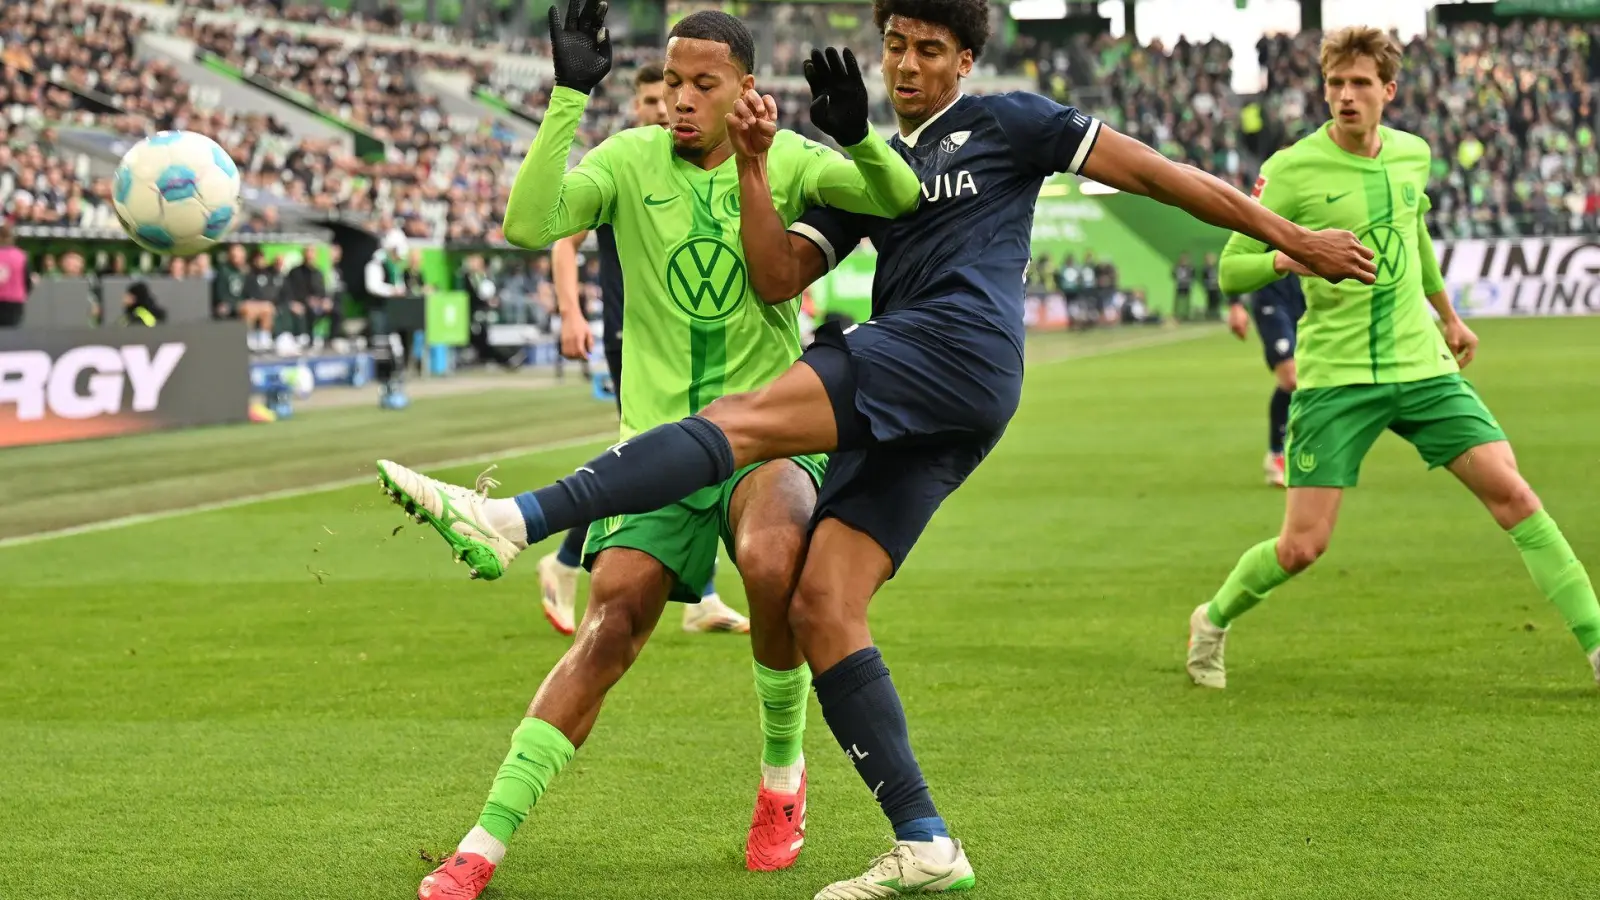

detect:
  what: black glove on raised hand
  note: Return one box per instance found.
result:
[548,0,612,95]
[804,46,870,147]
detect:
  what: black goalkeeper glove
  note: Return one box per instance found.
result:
[548,0,612,95]
[804,46,870,147]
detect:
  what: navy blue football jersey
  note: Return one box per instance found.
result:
[790,92,1101,357]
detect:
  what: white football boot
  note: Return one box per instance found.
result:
[376,460,520,581]
[1187,602,1228,689]
[537,553,580,635]
[814,840,975,899]
[682,593,750,633]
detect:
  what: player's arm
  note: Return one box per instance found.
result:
[1214,158,1305,294]
[1415,194,1476,366]
[550,229,594,359]
[737,150,839,303]
[794,47,920,218]
[502,88,615,250]
[1076,129,1373,286]
[551,229,589,321]
[800,132,920,218]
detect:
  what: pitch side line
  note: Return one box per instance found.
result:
[0,327,1218,549]
[0,430,618,550]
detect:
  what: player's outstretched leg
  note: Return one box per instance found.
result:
[1446,441,1600,684]
[418,551,671,900]
[727,460,817,870]
[794,520,975,898]
[1189,487,1340,688]
[372,363,840,579]
[537,526,589,634]
[683,557,752,633]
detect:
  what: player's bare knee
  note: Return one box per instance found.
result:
[1277,533,1327,573]
[787,580,838,648]
[575,591,652,675]
[738,540,804,614]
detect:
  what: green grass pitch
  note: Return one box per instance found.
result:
[2,320,1596,899]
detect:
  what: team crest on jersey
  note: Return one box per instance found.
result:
[722,189,740,218]
[940,130,971,153]
[1359,223,1408,287]
[1402,183,1417,207]
[666,236,747,322]
[1251,174,1268,200]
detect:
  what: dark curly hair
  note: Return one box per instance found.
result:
[872,0,991,58]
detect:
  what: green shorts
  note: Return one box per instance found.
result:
[1286,373,1506,488]
[581,454,828,604]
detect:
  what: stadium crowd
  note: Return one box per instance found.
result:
[2,0,1598,343]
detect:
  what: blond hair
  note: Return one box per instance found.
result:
[1320,26,1402,84]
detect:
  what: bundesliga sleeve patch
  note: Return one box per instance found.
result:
[1251,175,1268,200]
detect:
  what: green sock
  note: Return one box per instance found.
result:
[1206,538,1294,629]
[477,717,576,845]
[753,661,810,768]
[1510,510,1600,654]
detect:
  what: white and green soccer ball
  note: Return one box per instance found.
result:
[112,130,241,257]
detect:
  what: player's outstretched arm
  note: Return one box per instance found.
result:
[801,48,920,218]
[503,0,614,250]
[1079,128,1376,286]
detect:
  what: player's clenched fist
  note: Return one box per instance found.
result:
[1287,228,1377,285]
[804,47,870,147]
[548,0,612,94]
[727,88,779,159]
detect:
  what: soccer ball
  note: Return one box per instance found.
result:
[112,130,241,256]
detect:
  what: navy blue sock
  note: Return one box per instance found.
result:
[1269,387,1291,454]
[512,416,735,545]
[813,647,946,841]
[556,525,586,568]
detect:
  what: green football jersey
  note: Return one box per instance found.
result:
[504,86,920,438]
[1220,122,1451,389]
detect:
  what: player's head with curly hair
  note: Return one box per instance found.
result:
[664,11,757,159]
[631,63,669,127]
[1319,26,1400,141]
[871,0,989,127]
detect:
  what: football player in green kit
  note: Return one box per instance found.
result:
[1188,26,1600,690]
[399,4,921,898]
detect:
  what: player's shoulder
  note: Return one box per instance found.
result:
[591,125,669,158]
[1260,127,1329,174]
[971,90,1078,121]
[1379,125,1432,160]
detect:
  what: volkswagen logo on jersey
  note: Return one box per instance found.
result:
[666,237,748,322]
[940,130,971,153]
[1360,224,1409,287]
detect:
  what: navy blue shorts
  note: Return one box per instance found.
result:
[1251,279,1305,371]
[797,316,1019,575]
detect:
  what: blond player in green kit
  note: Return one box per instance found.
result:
[395,4,920,899]
[1187,26,1600,690]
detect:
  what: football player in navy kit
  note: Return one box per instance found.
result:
[389,1,1374,894]
[1229,274,1307,487]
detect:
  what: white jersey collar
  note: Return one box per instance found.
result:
[898,93,965,148]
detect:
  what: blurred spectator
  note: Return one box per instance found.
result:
[241,248,280,351]
[283,246,330,349]
[0,216,29,327]
[117,281,166,327]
